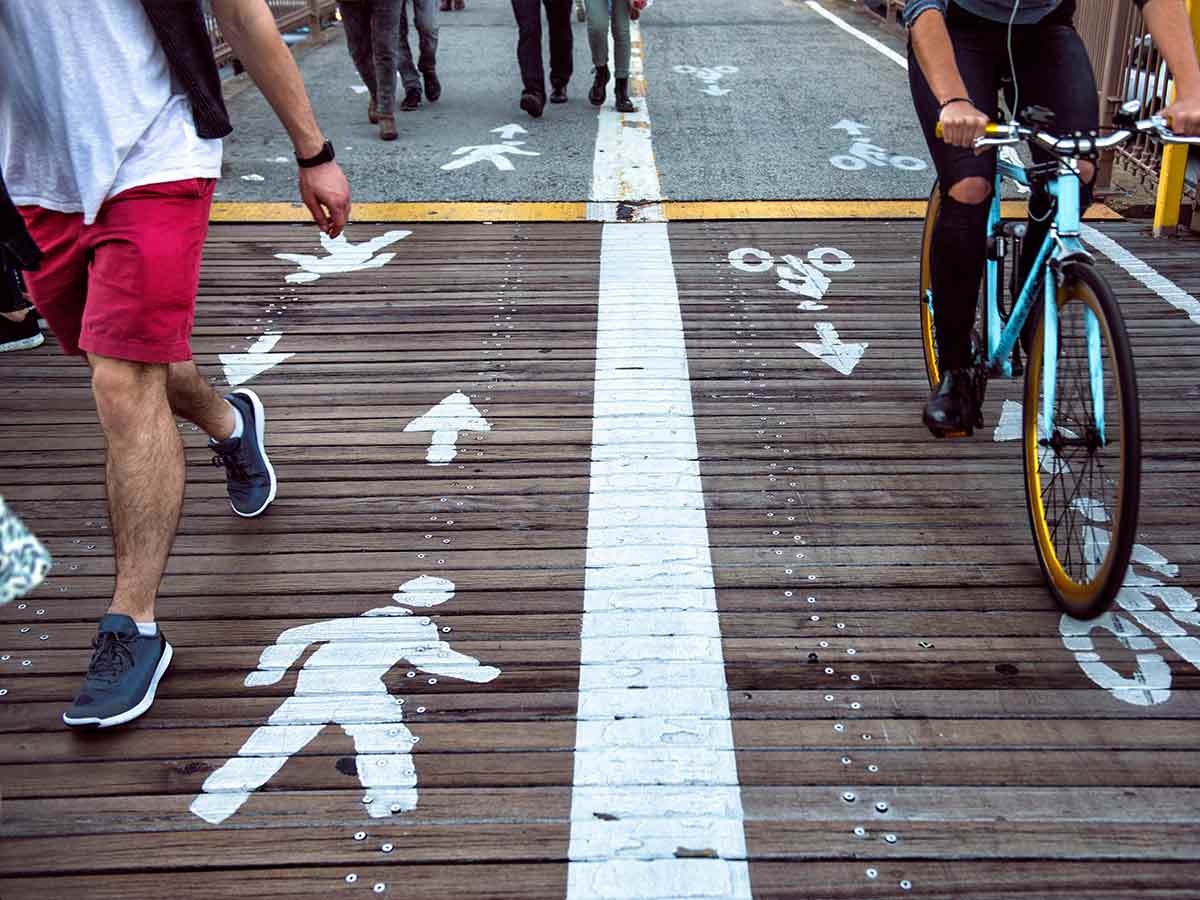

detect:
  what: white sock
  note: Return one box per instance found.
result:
[228,404,245,440]
[136,621,158,637]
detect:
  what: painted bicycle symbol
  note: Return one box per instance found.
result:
[673,65,738,96]
[829,119,927,172]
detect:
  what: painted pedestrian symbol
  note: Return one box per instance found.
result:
[829,119,926,172]
[220,332,294,387]
[441,124,541,172]
[189,576,501,824]
[673,65,737,96]
[275,230,411,284]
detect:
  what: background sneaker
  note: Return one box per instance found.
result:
[62,614,173,728]
[210,388,277,517]
[0,311,43,352]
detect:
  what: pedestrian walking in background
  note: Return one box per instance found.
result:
[511,0,574,117]
[439,0,464,9]
[586,0,648,112]
[0,172,42,353]
[0,0,351,730]
[398,0,441,111]
[338,0,403,139]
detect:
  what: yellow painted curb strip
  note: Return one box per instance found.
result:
[210,201,588,222]
[210,199,1122,223]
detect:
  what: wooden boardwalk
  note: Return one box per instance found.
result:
[2,218,1199,899]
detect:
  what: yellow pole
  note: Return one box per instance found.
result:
[1153,0,1200,235]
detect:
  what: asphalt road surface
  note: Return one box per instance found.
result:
[219,0,936,203]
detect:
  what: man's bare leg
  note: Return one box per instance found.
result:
[168,360,278,519]
[88,354,185,623]
[167,359,236,439]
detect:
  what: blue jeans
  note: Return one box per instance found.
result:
[398,0,439,93]
[338,0,402,114]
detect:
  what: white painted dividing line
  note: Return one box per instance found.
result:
[570,17,750,899]
[804,0,908,69]
[567,222,751,900]
[588,21,665,221]
[1080,224,1200,327]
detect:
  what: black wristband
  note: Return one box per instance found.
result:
[296,140,335,168]
[939,97,974,112]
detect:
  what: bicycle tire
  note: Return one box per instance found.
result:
[1022,262,1141,619]
[918,181,941,388]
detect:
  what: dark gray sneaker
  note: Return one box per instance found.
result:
[62,614,173,728]
[210,388,277,518]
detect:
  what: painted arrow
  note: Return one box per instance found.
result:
[404,390,492,465]
[220,332,294,388]
[831,118,869,137]
[796,322,867,376]
[491,123,529,140]
[701,85,731,96]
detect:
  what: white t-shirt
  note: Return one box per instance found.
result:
[0,0,223,225]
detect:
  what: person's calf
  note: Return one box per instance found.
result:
[167,360,237,441]
[89,355,185,623]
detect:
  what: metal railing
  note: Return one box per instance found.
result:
[1074,0,1192,200]
[205,0,338,68]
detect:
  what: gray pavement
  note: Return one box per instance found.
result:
[645,0,934,200]
[220,0,934,202]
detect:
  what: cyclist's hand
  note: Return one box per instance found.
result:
[1162,92,1200,137]
[939,100,990,151]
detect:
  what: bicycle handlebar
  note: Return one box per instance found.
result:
[934,117,1200,153]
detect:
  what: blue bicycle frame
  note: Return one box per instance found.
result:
[982,155,1105,444]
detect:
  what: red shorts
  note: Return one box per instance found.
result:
[19,178,215,364]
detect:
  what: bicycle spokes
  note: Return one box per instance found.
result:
[1024,264,1140,618]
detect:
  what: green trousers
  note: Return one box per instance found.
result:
[585,0,631,79]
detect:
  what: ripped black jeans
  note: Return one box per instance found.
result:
[908,6,1098,370]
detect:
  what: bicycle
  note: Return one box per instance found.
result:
[918,100,1200,619]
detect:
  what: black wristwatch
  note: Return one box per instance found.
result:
[296,140,335,168]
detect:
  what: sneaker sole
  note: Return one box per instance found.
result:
[231,388,278,517]
[62,640,174,729]
[0,332,44,353]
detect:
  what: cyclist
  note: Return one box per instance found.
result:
[905,0,1200,435]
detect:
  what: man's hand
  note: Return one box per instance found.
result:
[939,99,990,150]
[1162,92,1200,136]
[299,162,351,237]
[213,0,353,234]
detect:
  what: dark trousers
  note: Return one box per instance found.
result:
[399,0,439,93]
[511,0,574,98]
[338,0,402,114]
[909,7,1097,368]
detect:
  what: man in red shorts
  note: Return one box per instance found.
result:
[0,0,351,728]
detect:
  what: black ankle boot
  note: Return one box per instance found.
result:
[614,77,635,113]
[923,368,982,437]
[589,65,609,107]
